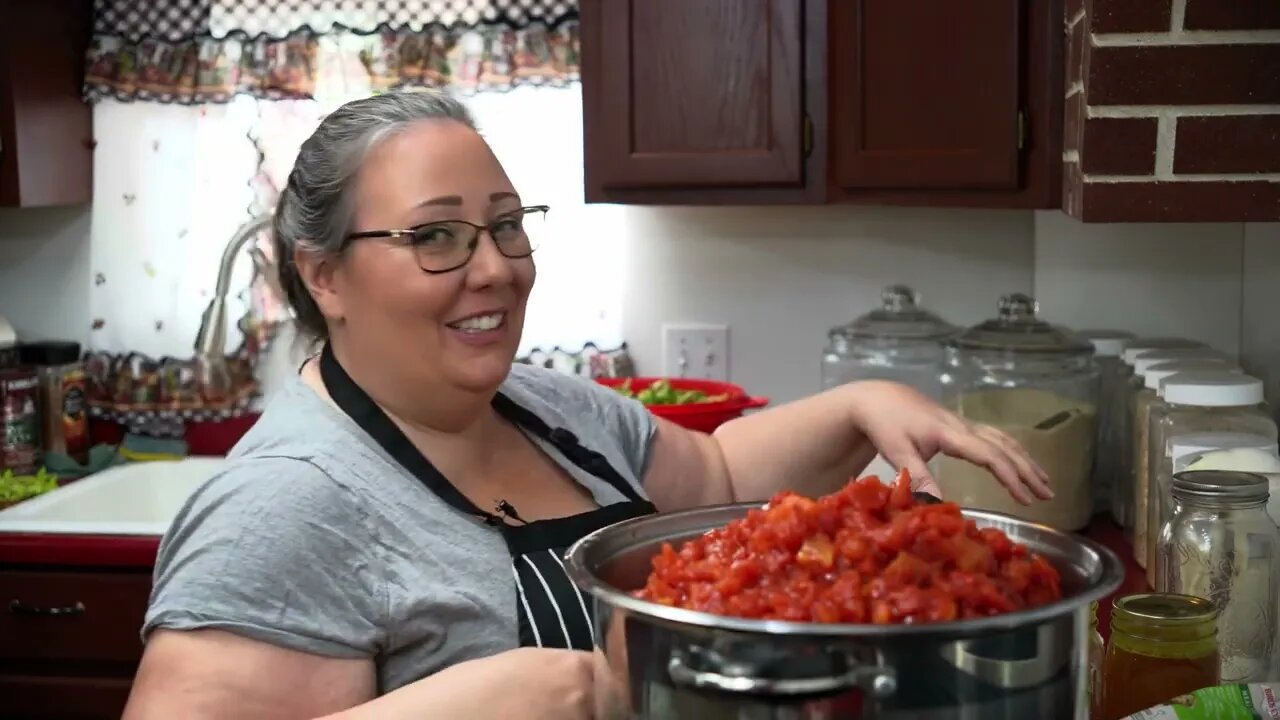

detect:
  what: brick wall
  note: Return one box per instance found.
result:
[1063,0,1280,221]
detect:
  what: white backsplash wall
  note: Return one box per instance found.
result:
[1241,223,1280,408]
[619,206,1036,404]
[1033,211,1247,355]
[0,207,93,345]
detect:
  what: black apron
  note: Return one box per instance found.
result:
[319,345,657,650]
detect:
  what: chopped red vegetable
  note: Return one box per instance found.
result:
[635,470,1062,624]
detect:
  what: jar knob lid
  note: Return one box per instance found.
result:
[881,284,919,312]
[998,293,1039,321]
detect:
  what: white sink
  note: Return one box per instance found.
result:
[0,458,227,536]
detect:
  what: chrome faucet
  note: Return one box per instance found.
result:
[192,214,273,398]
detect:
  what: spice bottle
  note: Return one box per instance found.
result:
[19,342,88,466]
[0,367,41,474]
[1099,593,1220,720]
[1155,470,1279,683]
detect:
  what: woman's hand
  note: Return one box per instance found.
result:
[846,381,1053,504]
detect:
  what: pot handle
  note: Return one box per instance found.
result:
[667,646,897,699]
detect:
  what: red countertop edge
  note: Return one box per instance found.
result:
[0,532,160,569]
[1079,514,1150,642]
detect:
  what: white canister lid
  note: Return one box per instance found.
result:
[1132,348,1230,377]
[1080,330,1133,357]
[1121,339,1207,365]
[1163,372,1265,407]
[1170,432,1278,472]
[1145,360,1240,391]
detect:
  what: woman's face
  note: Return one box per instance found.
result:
[325,119,535,395]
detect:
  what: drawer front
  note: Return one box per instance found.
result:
[0,673,133,720]
[0,570,151,663]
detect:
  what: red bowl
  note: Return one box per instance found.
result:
[596,377,769,433]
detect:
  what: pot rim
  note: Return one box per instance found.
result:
[565,502,1126,639]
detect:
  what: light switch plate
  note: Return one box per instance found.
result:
[662,323,729,380]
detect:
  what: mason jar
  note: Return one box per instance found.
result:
[1155,470,1280,683]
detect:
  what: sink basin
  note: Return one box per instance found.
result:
[0,458,227,536]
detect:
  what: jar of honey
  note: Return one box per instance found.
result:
[1100,593,1220,720]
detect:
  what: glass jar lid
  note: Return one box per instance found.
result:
[1112,593,1218,641]
[828,284,956,343]
[1172,469,1269,503]
[944,293,1093,356]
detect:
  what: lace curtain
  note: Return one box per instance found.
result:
[88,85,624,360]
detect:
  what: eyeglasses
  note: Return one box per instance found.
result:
[345,205,548,274]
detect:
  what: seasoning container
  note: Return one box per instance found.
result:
[936,293,1099,530]
[1099,593,1220,720]
[1145,372,1274,570]
[821,284,955,395]
[1133,360,1242,571]
[823,285,955,481]
[18,342,88,466]
[1112,338,1208,528]
[0,367,41,474]
[1154,471,1279,684]
[1079,330,1135,518]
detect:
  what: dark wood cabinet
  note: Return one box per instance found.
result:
[582,0,827,204]
[0,0,94,208]
[0,567,149,720]
[580,0,1063,208]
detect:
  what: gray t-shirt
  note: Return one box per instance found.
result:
[143,363,657,693]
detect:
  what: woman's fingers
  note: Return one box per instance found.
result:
[974,425,1054,500]
[939,429,1035,505]
[888,448,941,498]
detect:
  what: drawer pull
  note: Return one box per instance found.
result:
[8,599,86,617]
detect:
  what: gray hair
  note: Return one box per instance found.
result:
[272,90,477,339]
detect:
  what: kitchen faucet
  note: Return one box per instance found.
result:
[192,213,274,399]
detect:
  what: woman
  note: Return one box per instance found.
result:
[124,91,1050,720]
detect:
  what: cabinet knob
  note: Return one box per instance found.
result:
[8,599,86,617]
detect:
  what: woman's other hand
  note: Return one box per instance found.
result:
[848,381,1053,505]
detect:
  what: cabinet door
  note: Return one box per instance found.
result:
[0,0,93,207]
[582,0,805,194]
[830,0,1023,191]
[0,569,150,663]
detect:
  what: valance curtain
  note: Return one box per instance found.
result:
[84,0,580,104]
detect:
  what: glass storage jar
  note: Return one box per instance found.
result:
[823,285,955,483]
[1131,360,1241,571]
[1080,330,1134,518]
[1112,339,1208,528]
[821,284,955,395]
[936,293,1098,530]
[1099,593,1219,720]
[1155,470,1279,683]
[1146,373,1273,574]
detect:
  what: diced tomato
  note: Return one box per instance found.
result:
[634,469,1062,625]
